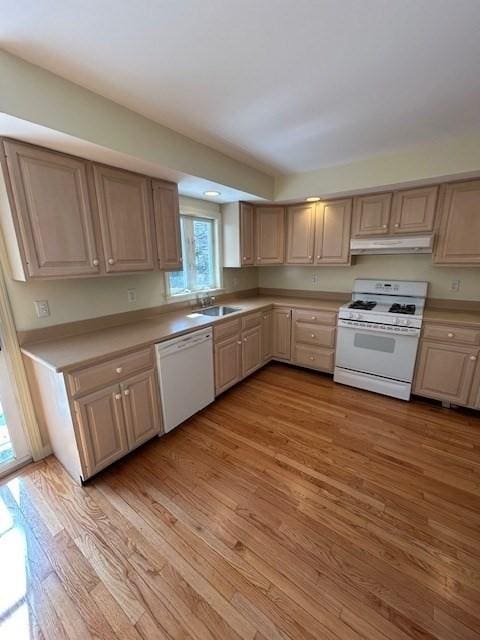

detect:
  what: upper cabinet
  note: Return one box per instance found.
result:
[1,140,100,280]
[390,186,438,234]
[152,179,182,270]
[92,165,156,273]
[352,193,392,237]
[255,206,285,264]
[0,139,182,280]
[434,180,480,265]
[314,199,352,265]
[221,201,254,268]
[285,203,315,264]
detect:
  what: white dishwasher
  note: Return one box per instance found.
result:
[156,328,215,433]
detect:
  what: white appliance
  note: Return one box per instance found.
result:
[156,328,214,433]
[350,234,433,255]
[334,279,428,401]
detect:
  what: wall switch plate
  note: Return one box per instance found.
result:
[34,300,50,318]
[127,288,137,303]
[450,279,461,292]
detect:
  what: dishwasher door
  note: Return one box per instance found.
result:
[156,328,214,433]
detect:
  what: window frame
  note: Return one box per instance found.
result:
[165,204,223,301]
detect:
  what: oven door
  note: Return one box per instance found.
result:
[335,325,419,382]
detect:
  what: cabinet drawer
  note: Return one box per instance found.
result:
[68,348,154,397]
[242,311,262,330]
[293,309,337,326]
[213,318,242,342]
[422,323,480,346]
[294,345,335,372]
[294,323,335,348]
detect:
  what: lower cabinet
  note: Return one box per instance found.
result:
[214,313,263,395]
[261,311,273,361]
[74,383,129,477]
[74,366,162,478]
[272,308,292,360]
[414,338,479,406]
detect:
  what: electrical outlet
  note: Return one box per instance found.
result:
[312,273,318,285]
[34,300,50,318]
[450,279,461,292]
[127,288,137,303]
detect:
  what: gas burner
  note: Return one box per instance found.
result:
[349,300,377,310]
[389,303,416,315]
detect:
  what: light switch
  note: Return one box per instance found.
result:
[34,300,50,318]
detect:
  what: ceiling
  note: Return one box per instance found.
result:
[1,0,480,176]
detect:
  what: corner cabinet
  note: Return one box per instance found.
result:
[255,206,285,264]
[152,179,182,270]
[0,138,182,280]
[1,139,100,279]
[92,164,156,273]
[434,180,480,265]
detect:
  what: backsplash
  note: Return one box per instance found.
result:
[258,255,480,301]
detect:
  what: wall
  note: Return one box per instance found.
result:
[5,196,258,332]
[258,255,480,302]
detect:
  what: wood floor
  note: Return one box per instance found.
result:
[1,362,480,640]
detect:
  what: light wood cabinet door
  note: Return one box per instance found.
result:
[121,369,162,449]
[214,335,242,395]
[152,179,182,270]
[469,362,480,409]
[255,207,285,264]
[93,165,156,273]
[74,383,129,478]
[240,203,255,266]
[390,186,438,234]
[414,341,478,405]
[434,181,480,265]
[352,193,392,237]
[285,204,315,264]
[315,199,352,265]
[242,326,262,377]
[272,308,292,360]
[261,311,273,362]
[3,140,99,278]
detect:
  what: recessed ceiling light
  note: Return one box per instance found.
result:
[204,190,221,197]
[305,196,320,202]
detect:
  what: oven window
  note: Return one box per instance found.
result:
[354,333,395,353]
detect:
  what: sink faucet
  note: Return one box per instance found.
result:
[197,294,216,308]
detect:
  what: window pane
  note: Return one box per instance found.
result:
[192,219,214,290]
[168,269,187,294]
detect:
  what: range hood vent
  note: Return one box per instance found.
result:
[350,234,433,255]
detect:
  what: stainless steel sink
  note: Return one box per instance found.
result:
[197,305,241,316]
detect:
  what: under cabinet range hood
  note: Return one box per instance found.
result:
[350,234,433,255]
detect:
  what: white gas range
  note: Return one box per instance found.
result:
[334,279,428,401]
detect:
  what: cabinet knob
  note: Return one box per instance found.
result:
[92,259,99,266]
[311,316,317,320]
[470,355,477,361]
[308,255,312,259]
[244,338,247,342]
[394,223,400,228]
[116,367,123,374]
[108,258,115,265]
[311,333,316,338]
[309,356,315,361]
[447,333,454,338]
[179,257,183,263]
[382,224,387,228]
[317,256,321,259]
[124,388,130,396]
[257,257,261,260]
[237,340,242,345]
[243,256,247,260]
[115,393,122,400]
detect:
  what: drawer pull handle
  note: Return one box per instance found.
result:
[470,355,477,361]
[116,367,123,374]
[124,389,130,396]
[447,333,454,338]
[115,393,122,400]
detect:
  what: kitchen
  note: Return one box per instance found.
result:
[1,3,480,639]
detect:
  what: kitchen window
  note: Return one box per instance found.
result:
[166,214,221,297]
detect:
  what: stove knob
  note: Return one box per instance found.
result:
[353,312,361,320]
[401,318,410,326]
[348,312,355,319]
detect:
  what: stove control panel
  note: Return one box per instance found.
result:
[338,319,420,336]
